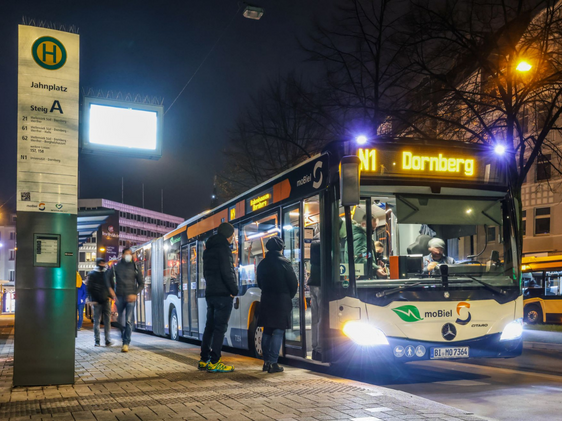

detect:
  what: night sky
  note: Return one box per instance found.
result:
[0,0,335,219]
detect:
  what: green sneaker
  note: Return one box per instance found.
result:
[207,359,234,373]
[198,360,210,371]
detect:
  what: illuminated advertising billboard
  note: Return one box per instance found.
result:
[81,97,163,159]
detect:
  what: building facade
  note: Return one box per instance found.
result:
[78,199,183,279]
[0,213,17,312]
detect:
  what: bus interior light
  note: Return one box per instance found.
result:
[342,321,389,346]
[500,318,524,341]
[283,225,294,231]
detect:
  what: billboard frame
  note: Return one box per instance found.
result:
[80,96,164,160]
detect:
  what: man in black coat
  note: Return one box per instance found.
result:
[106,247,144,353]
[87,258,116,347]
[200,222,239,373]
[257,237,298,373]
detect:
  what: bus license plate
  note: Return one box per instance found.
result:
[430,347,469,359]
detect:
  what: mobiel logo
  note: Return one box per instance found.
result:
[393,302,472,325]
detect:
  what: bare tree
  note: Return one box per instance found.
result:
[216,74,334,200]
[395,0,562,190]
[303,0,413,137]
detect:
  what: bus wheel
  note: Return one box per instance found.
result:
[170,307,179,340]
[524,305,542,324]
[249,316,263,358]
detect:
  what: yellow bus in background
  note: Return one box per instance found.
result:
[522,256,562,324]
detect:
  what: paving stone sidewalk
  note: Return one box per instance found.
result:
[0,316,485,421]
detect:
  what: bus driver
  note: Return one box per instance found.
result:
[423,238,455,273]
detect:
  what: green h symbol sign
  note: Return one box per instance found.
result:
[32,36,67,70]
[42,42,57,63]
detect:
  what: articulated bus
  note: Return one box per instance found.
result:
[132,139,523,365]
[522,255,562,324]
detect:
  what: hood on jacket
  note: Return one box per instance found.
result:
[206,233,231,249]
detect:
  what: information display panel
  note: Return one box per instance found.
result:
[357,143,507,185]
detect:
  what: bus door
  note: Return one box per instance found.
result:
[283,204,306,357]
[181,242,199,337]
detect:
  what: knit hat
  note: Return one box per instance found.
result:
[217,222,235,238]
[428,238,446,250]
[266,236,285,251]
[96,258,106,266]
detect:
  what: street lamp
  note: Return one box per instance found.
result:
[99,247,106,253]
[494,144,506,155]
[516,61,532,72]
[243,5,264,20]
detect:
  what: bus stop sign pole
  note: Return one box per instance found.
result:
[14,25,80,386]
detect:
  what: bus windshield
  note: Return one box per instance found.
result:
[339,193,519,289]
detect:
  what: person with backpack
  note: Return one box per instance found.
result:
[106,247,144,353]
[87,258,116,347]
[257,237,298,373]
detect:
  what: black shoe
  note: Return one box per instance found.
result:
[105,340,113,346]
[262,362,271,372]
[312,351,323,361]
[95,343,100,347]
[268,363,284,373]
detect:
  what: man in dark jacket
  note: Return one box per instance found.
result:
[106,247,144,353]
[199,222,239,373]
[87,258,116,347]
[257,237,298,373]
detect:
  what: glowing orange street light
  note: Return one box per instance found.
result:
[99,247,106,253]
[516,61,532,72]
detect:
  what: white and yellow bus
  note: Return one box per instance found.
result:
[522,256,562,324]
[132,138,523,365]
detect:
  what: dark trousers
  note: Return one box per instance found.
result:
[93,300,111,344]
[201,296,233,364]
[262,328,284,364]
[77,303,85,329]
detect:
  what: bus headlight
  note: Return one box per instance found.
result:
[500,318,524,341]
[342,321,389,346]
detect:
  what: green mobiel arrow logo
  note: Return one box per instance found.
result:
[392,305,424,322]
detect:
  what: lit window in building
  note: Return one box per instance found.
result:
[535,207,551,235]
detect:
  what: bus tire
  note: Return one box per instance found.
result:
[169,307,179,340]
[248,313,263,358]
[524,305,542,325]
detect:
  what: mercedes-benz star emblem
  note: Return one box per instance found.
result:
[442,323,457,341]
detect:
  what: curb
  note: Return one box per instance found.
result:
[524,341,562,352]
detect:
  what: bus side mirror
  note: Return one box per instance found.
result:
[340,156,361,206]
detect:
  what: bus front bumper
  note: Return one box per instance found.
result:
[333,332,522,364]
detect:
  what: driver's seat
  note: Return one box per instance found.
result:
[407,235,431,255]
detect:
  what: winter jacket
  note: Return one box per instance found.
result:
[106,259,144,297]
[308,238,321,287]
[77,283,87,305]
[203,234,239,297]
[87,268,112,303]
[257,251,299,329]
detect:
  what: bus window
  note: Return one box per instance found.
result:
[164,243,181,297]
[239,213,280,286]
[339,193,518,288]
[545,272,562,296]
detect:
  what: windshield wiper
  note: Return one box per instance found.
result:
[376,282,428,298]
[458,276,507,295]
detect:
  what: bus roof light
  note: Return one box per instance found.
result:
[494,144,506,155]
[356,135,368,145]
